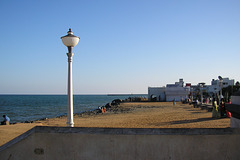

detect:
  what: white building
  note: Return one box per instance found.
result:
[165,79,190,102]
[165,85,190,102]
[148,77,235,102]
[148,79,190,102]
[148,87,166,101]
[207,78,234,95]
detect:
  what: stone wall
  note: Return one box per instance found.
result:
[1,127,240,160]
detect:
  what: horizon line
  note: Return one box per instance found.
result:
[0,93,148,96]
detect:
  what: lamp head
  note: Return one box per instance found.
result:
[61,28,80,48]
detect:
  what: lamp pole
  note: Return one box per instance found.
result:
[199,83,205,104]
[218,76,223,104]
[61,29,80,127]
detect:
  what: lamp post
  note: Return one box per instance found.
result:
[61,28,80,127]
[199,83,205,104]
[191,87,194,102]
[218,76,223,104]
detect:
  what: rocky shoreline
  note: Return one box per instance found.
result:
[10,97,146,124]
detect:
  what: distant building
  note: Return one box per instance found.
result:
[148,79,190,102]
[207,78,235,95]
[148,77,235,102]
[165,79,190,102]
[148,87,166,101]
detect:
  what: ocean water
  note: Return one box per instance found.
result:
[0,95,147,123]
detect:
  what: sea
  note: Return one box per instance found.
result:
[0,94,147,123]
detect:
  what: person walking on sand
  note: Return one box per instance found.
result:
[173,98,176,105]
[1,115,10,125]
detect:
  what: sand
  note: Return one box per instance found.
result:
[0,102,230,146]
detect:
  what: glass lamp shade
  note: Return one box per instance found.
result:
[61,29,80,47]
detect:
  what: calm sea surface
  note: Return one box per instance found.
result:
[0,95,146,123]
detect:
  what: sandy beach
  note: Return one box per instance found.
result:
[0,102,230,146]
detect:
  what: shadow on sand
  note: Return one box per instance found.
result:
[169,117,215,125]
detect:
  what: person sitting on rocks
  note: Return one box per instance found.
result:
[1,115,10,125]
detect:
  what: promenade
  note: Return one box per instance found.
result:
[0,102,230,146]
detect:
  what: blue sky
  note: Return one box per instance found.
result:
[0,0,239,94]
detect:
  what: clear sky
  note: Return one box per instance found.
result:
[0,0,239,94]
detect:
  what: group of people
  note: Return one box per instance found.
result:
[98,106,106,113]
[1,115,10,125]
[212,99,231,118]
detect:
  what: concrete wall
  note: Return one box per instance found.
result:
[231,95,240,105]
[1,127,240,160]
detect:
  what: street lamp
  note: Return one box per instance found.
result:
[198,83,205,104]
[61,28,80,127]
[218,76,223,103]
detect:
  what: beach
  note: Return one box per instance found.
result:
[0,102,230,146]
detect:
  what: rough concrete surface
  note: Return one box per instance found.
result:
[0,126,240,160]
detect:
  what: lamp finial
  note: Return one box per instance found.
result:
[67,28,73,35]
